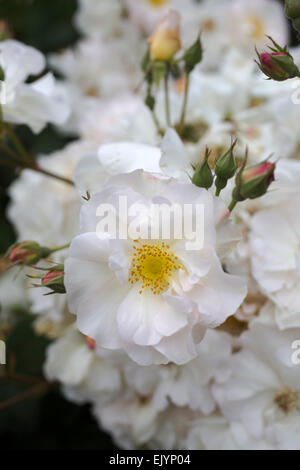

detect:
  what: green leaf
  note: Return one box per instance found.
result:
[145,92,155,111]
[183,35,203,73]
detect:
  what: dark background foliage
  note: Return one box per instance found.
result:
[0,0,296,451]
[0,0,116,450]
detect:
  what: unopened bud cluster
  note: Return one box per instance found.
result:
[191,143,276,211]
[192,142,237,195]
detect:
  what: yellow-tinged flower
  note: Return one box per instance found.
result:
[148,10,181,61]
[147,0,167,7]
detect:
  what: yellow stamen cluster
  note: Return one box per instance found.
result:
[129,240,183,295]
[274,388,299,414]
[148,0,167,7]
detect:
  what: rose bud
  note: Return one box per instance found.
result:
[192,147,213,189]
[41,265,66,294]
[258,52,299,81]
[285,0,300,33]
[215,139,237,195]
[8,241,51,266]
[239,161,275,200]
[148,10,181,61]
[256,37,300,81]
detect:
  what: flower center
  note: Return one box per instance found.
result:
[247,16,265,40]
[202,19,215,32]
[129,240,183,295]
[147,0,167,7]
[274,388,299,414]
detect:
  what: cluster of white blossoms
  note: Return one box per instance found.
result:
[2,0,300,450]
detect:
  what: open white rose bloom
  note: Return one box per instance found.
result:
[65,164,246,365]
[2,0,300,451]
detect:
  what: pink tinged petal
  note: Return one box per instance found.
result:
[117,287,163,346]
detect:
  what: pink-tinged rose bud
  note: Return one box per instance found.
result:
[148,10,181,61]
[256,38,299,81]
[41,270,64,285]
[41,265,65,294]
[8,241,51,266]
[240,161,275,199]
[241,162,274,184]
[260,52,291,80]
[85,336,96,350]
[261,52,285,69]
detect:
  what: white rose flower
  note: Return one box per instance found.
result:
[73,128,190,197]
[0,40,69,133]
[186,415,273,450]
[125,0,288,68]
[216,159,300,326]
[44,322,232,448]
[95,363,198,450]
[0,266,28,319]
[7,140,96,329]
[94,393,163,450]
[122,329,232,413]
[74,0,123,39]
[213,324,300,450]
[65,148,246,365]
[94,376,203,450]
[8,139,95,247]
[44,326,122,404]
[50,32,142,134]
[249,190,300,329]
[77,94,159,147]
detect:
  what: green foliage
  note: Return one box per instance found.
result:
[0,316,116,449]
[0,0,80,53]
[183,35,203,73]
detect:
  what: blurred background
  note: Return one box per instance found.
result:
[0,0,296,450]
[0,0,117,450]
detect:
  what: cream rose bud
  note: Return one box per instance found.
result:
[148,10,181,61]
